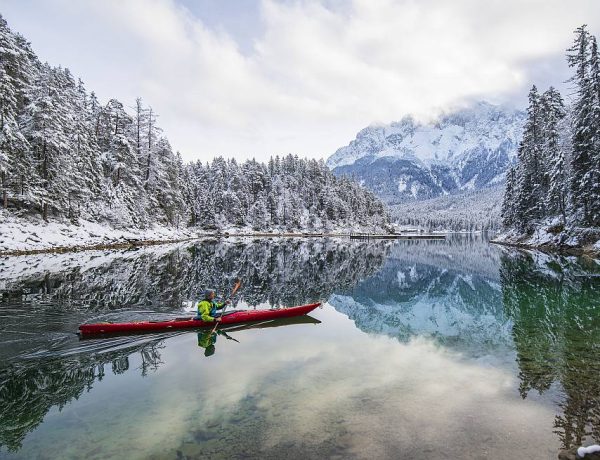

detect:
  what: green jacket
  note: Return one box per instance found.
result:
[197,299,226,322]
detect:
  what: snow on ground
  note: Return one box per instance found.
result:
[0,211,200,253]
[0,210,387,254]
[493,218,600,257]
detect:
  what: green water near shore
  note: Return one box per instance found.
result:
[1,237,599,459]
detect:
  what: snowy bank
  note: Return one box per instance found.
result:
[492,219,600,258]
[0,211,390,256]
[0,212,200,255]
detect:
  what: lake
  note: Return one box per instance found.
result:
[1,236,599,459]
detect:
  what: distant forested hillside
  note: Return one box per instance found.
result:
[0,16,388,232]
[390,185,503,232]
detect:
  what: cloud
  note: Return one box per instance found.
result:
[1,0,599,162]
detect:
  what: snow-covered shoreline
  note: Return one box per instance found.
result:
[491,221,600,258]
[0,213,201,255]
[0,212,391,256]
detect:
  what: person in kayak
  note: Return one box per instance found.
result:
[196,289,230,322]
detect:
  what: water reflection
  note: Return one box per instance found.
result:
[0,238,389,361]
[2,237,383,453]
[330,236,510,353]
[0,337,166,452]
[1,237,600,457]
[0,238,390,311]
[500,250,600,450]
[195,316,321,358]
[326,238,600,451]
[3,306,560,459]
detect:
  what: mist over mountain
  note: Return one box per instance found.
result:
[327,102,525,205]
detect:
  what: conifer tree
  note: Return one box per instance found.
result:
[541,88,567,221]
[0,15,391,233]
[588,36,600,224]
[501,25,600,234]
[567,25,595,224]
[514,86,542,230]
[501,166,516,227]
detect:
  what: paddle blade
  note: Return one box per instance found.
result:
[231,279,242,297]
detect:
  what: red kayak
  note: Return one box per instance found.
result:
[78,302,321,336]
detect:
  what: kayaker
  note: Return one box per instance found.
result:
[196,289,230,322]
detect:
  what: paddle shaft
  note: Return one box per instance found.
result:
[210,280,241,334]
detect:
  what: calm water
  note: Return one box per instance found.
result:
[1,236,599,459]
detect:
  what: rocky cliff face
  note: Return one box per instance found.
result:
[327,102,525,204]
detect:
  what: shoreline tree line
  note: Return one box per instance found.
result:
[0,16,388,231]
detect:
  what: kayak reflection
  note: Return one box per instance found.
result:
[197,315,321,358]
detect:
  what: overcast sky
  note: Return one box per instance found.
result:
[0,0,598,163]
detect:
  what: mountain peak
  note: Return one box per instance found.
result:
[327,102,525,204]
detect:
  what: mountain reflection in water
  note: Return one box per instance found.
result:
[330,236,508,352]
[0,236,599,456]
[332,237,600,450]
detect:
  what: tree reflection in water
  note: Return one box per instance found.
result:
[0,339,165,452]
[0,238,389,452]
[500,250,600,449]
[0,238,391,311]
[3,237,599,453]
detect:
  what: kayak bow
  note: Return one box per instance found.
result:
[78,302,321,336]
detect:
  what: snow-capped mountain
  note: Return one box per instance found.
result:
[327,102,526,204]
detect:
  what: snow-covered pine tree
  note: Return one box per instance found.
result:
[151,137,186,226]
[567,25,595,225]
[97,99,149,225]
[249,199,268,231]
[0,18,36,210]
[243,158,267,204]
[20,65,73,220]
[588,36,600,225]
[540,87,567,221]
[501,166,517,227]
[0,15,390,233]
[143,106,161,189]
[134,97,146,165]
[514,85,543,230]
[501,24,600,235]
[180,159,197,226]
[69,79,103,218]
[183,154,390,232]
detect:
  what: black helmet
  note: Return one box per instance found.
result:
[203,289,216,300]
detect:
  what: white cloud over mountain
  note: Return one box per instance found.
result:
[1,0,598,162]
